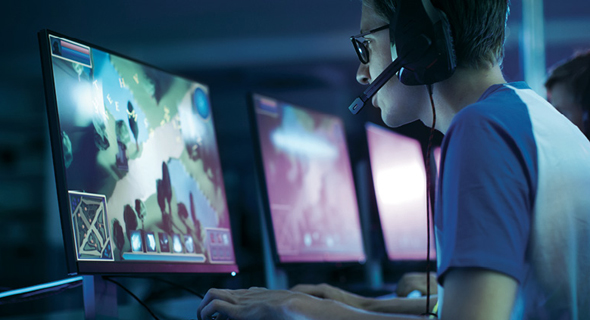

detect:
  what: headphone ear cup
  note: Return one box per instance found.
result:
[389,0,456,86]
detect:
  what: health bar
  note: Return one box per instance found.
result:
[60,40,91,66]
[50,35,92,68]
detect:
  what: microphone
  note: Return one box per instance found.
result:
[348,58,404,114]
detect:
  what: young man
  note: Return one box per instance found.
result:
[545,50,590,140]
[197,0,590,319]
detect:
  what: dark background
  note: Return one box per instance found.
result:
[1,0,589,318]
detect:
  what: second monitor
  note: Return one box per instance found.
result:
[365,123,437,262]
[250,94,366,264]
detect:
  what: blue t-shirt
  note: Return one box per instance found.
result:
[435,82,590,319]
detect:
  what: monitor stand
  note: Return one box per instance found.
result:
[83,275,118,320]
[260,207,289,290]
[355,160,384,290]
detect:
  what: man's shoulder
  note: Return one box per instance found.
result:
[450,82,535,131]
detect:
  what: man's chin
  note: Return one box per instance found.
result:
[382,115,410,128]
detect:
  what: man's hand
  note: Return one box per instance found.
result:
[197,287,319,320]
[396,272,438,297]
[197,285,435,320]
[291,283,368,309]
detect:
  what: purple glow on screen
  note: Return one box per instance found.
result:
[365,123,436,261]
[253,95,365,263]
[434,146,441,175]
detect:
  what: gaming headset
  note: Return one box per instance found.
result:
[348,0,457,114]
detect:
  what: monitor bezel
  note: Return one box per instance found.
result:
[247,92,367,266]
[38,29,239,275]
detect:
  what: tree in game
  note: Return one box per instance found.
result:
[157,162,173,233]
[162,162,172,207]
[112,218,125,260]
[115,120,130,145]
[189,192,203,246]
[157,179,170,233]
[178,202,190,233]
[135,199,147,230]
[123,204,138,243]
[115,120,131,171]
[127,101,139,151]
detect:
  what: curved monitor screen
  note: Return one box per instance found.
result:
[365,123,436,261]
[39,31,237,274]
[251,94,365,263]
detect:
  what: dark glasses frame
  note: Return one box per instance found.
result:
[350,24,389,64]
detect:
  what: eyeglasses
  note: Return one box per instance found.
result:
[350,24,389,64]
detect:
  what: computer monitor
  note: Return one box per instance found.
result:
[39,30,238,275]
[365,123,436,261]
[249,94,365,264]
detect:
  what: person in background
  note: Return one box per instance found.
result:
[544,49,590,139]
[197,0,590,319]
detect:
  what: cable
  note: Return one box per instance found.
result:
[117,276,205,299]
[110,276,206,320]
[147,276,205,299]
[421,84,438,318]
[104,277,161,320]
